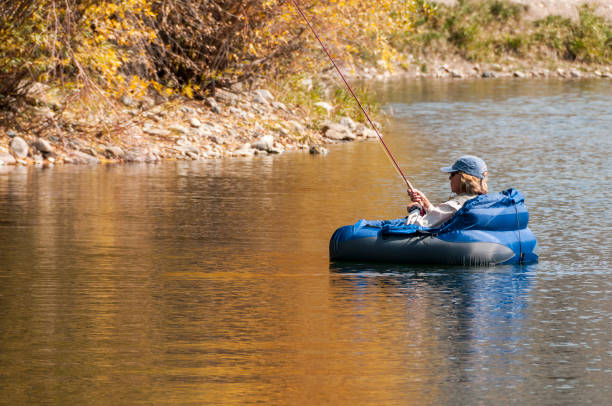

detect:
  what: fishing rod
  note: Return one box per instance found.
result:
[289,0,414,192]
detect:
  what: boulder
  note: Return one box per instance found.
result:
[215,89,239,104]
[339,116,357,131]
[254,89,274,103]
[32,138,53,154]
[9,136,29,158]
[253,92,269,105]
[252,135,275,152]
[64,150,100,165]
[322,123,356,141]
[104,145,124,159]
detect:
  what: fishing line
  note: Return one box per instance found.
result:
[289,0,414,191]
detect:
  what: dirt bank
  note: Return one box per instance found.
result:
[433,0,612,21]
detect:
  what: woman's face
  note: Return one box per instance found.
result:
[449,171,461,194]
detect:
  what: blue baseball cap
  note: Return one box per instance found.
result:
[441,155,487,179]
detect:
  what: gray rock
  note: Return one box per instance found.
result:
[0,152,16,165]
[33,138,53,154]
[309,145,328,155]
[143,126,170,137]
[252,135,275,151]
[105,145,124,159]
[65,150,100,165]
[6,130,18,138]
[180,106,196,114]
[169,124,190,135]
[570,69,581,78]
[140,97,155,109]
[120,95,135,107]
[253,92,269,105]
[254,89,274,103]
[235,143,254,157]
[215,89,238,104]
[123,148,146,162]
[189,117,202,128]
[206,97,221,114]
[229,106,246,118]
[482,71,496,78]
[185,151,199,160]
[339,116,357,131]
[322,123,356,141]
[271,101,288,112]
[355,124,378,139]
[145,151,160,162]
[9,136,29,158]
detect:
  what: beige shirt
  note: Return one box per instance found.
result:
[406,193,477,228]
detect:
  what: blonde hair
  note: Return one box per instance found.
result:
[459,171,488,195]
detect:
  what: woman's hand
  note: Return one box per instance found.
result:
[407,189,432,210]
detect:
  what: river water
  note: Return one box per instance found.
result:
[1,78,610,405]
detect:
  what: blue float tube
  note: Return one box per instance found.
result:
[330,188,538,265]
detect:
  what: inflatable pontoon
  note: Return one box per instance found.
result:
[330,189,538,265]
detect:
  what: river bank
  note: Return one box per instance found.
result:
[1,0,611,168]
[1,60,610,169]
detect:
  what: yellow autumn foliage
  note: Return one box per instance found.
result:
[0,0,431,104]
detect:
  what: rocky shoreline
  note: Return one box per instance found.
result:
[1,60,610,169]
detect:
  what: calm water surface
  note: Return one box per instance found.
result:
[1,79,611,405]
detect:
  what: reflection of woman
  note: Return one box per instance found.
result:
[407,155,488,228]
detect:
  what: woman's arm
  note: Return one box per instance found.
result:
[407,189,432,211]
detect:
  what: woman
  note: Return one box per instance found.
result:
[407,155,488,228]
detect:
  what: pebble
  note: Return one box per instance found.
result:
[189,117,202,128]
[6,130,18,138]
[180,106,196,114]
[206,97,221,114]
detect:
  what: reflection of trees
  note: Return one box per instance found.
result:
[328,263,533,404]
